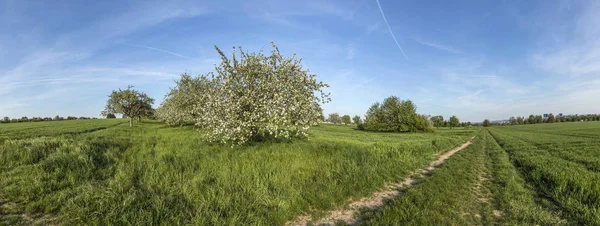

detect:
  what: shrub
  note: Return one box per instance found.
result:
[361,96,432,132]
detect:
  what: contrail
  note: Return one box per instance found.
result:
[125,44,190,59]
[375,0,408,60]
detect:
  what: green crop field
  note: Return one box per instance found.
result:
[2,120,600,225]
[0,120,473,225]
[488,122,600,225]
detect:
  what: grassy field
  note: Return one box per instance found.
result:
[362,130,563,225]
[0,120,474,225]
[0,119,126,143]
[3,120,599,225]
[489,122,600,225]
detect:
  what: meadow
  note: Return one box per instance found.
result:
[0,120,473,225]
[361,122,600,225]
[2,120,600,225]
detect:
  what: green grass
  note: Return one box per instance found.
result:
[362,130,491,226]
[0,119,127,143]
[489,123,600,225]
[0,121,474,225]
[361,129,563,226]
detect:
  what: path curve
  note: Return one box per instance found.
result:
[287,136,475,226]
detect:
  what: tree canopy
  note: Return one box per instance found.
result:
[157,42,330,145]
[359,96,431,132]
[101,86,154,127]
[449,115,460,129]
[483,119,491,127]
[327,113,342,124]
[341,115,351,125]
[352,115,361,124]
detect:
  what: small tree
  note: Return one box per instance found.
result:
[517,117,524,125]
[449,115,460,129]
[352,115,361,124]
[2,117,9,123]
[546,113,555,123]
[327,113,342,124]
[483,119,491,127]
[528,115,535,124]
[106,113,117,119]
[156,73,211,126]
[509,116,517,125]
[20,116,29,122]
[535,115,543,124]
[430,115,444,128]
[341,115,351,125]
[101,86,155,128]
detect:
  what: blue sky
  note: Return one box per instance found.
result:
[1,0,599,122]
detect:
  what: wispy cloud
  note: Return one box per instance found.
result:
[124,44,191,59]
[346,44,355,60]
[413,37,463,54]
[375,0,408,60]
[366,21,383,35]
[458,89,484,100]
[532,1,600,76]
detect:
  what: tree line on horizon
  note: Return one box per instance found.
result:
[482,113,600,127]
[0,115,97,123]
[325,98,468,132]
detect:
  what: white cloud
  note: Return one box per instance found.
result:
[413,37,463,54]
[532,1,600,76]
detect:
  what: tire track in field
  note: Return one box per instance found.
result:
[287,136,476,226]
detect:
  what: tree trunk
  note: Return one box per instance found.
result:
[129,117,133,128]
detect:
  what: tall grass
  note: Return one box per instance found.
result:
[362,131,490,225]
[0,119,126,143]
[482,130,563,225]
[361,130,564,225]
[0,121,474,225]
[489,123,600,225]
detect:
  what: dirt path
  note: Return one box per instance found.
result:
[287,136,475,226]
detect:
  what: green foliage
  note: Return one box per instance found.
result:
[362,96,432,132]
[352,115,361,125]
[430,115,444,128]
[528,114,535,124]
[0,120,474,225]
[516,116,524,124]
[449,115,460,129]
[546,113,555,123]
[101,86,154,128]
[341,115,351,125]
[327,113,342,124]
[509,116,517,125]
[106,113,116,119]
[535,115,543,124]
[483,119,491,127]
[156,73,211,126]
